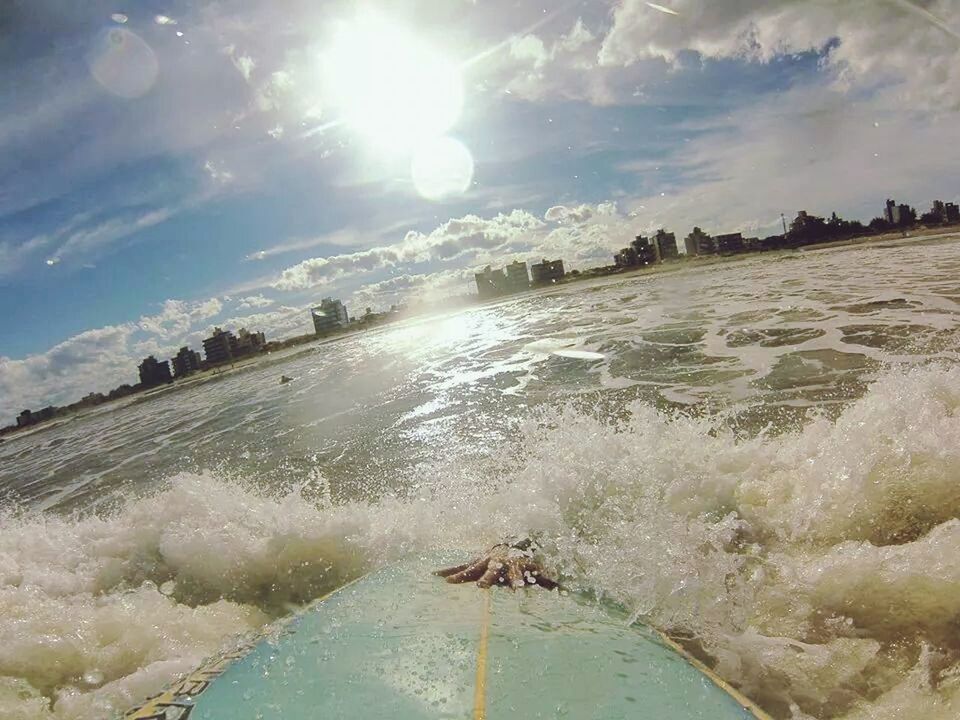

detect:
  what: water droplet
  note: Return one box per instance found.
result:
[83,670,104,686]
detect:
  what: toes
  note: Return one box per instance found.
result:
[534,575,559,590]
[439,554,559,591]
[476,563,501,589]
[445,558,488,584]
[434,562,472,577]
[522,561,559,590]
[506,558,525,589]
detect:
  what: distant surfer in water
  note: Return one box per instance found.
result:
[435,538,559,590]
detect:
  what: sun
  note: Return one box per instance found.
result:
[322,14,464,152]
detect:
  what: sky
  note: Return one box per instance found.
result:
[2,0,960,419]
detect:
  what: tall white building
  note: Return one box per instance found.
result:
[312,298,349,334]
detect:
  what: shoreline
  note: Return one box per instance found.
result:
[796,225,960,253]
[0,333,364,443]
[5,226,959,443]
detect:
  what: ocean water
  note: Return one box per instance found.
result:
[4,235,960,718]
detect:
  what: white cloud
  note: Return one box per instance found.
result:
[477,1,960,109]
[404,210,545,260]
[138,298,225,340]
[613,81,960,237]
[219,305,312,339]
[0,2,284,220]
[544,202,618,224]
[273,210,544,290]
[599,0,960,108]
[0,233,55,277]
[268,203,637,306]
[348,268,476,310]
[0,207,178,275]
[234,54,256,81]
[236,294,275,310]
[203,161,235,185]
[56,209,175,261]
[537,202,635,265]
[337,204,636,310]
[255,70,295,112]
[0,325,137,418]
[273,246,403,291]
[498,17,610,102]
[0,294,305,419]
[246,227,365,261]
[558,17,596,54]
[510,34,551,69]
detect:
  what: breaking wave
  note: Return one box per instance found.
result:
[5,365,960,718]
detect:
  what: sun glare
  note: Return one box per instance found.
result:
[323,15,464,152]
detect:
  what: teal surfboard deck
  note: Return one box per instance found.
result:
[125,555,769,719]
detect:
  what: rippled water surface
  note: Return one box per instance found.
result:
[4,235,960,718]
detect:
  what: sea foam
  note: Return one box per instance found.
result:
[4,366,960,718]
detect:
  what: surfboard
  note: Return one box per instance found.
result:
[124,554,770,719]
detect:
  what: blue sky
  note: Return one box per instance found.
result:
[2,0,960,418]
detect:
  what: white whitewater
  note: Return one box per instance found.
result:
[4,235,960,718]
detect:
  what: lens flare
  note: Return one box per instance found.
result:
[411,136,474,200]
[88,28,159,98]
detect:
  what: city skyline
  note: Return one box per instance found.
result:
[4,2,960,418]
[5,324,272,432]
[6,189,958,428]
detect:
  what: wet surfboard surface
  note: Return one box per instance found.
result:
[124,555,769,720]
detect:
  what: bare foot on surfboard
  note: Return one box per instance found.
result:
[435,541,558,590]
